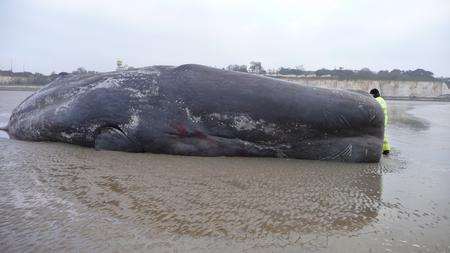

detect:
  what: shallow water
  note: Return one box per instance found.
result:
[0,90,449,252]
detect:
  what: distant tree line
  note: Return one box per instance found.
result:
[0,70,57,85]
[0,67,98,86]
[226,62,439,82]
[278,67,436,81]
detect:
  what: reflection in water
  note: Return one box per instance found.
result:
[0,139,386,251]
[388,101,430,131]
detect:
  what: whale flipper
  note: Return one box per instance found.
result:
[94,127,142,152]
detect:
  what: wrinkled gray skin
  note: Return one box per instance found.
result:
[6,64,384,162]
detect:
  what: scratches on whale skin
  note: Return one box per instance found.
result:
[53,80,116,114]
[59,131,85,142]
[232,115,260,131]
[337,114,352,128]
[124,86,159,98]
[322,110,338,128]
[123,114,140,130]
[208,113,278,135]
[322,110,352,129]
[185,108,201,124]
[320,144,353,161]
[90,77,121,90]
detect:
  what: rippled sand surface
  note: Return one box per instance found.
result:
[1,90,449,252]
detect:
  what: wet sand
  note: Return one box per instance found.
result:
[1,90,449,252]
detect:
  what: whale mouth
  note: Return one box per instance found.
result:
[94,125,143,152]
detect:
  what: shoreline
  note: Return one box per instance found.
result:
[385,96,450,102]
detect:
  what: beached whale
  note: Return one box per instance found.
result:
[5,64,385,162]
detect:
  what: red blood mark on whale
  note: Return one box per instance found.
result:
[193,130,207,139]
[171,124,216,145]
[172,124,206,138]
[173,124,188,137]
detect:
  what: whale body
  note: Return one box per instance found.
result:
[7,64,384,162]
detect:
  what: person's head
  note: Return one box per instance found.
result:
[370,88,380,98]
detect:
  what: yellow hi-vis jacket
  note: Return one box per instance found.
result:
[375,96,388,127]
[375,96,390,151]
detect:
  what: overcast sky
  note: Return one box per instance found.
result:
[1,0,449,76]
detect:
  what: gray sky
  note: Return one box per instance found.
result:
[1,0,449,76]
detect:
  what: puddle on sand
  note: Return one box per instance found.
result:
[1,91,450,252]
